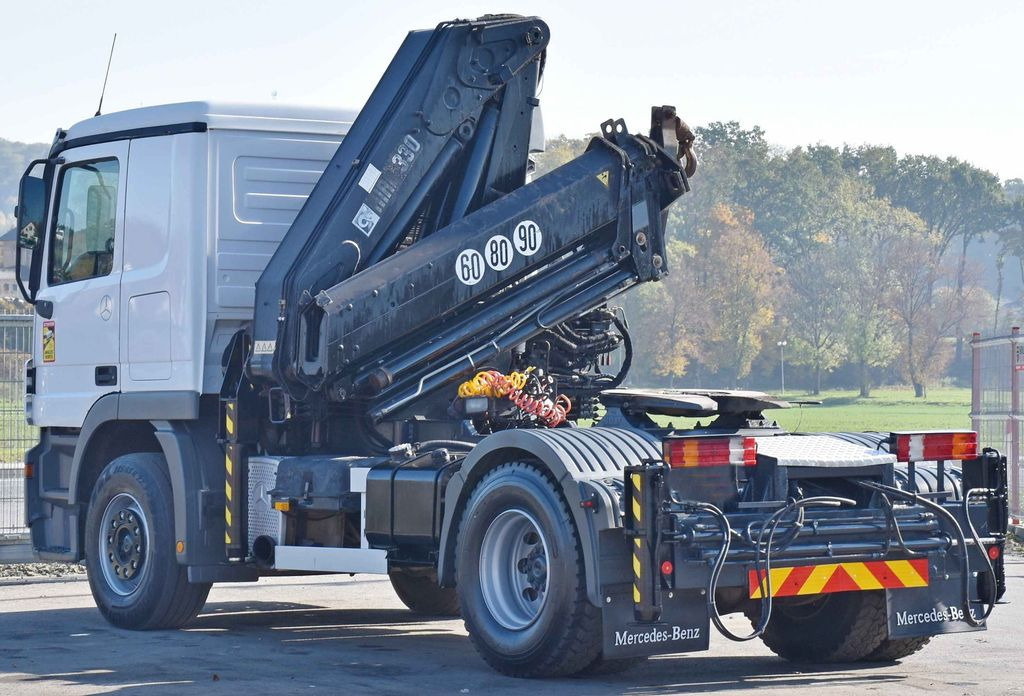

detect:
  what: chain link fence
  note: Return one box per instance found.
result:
[0,314,34,548]
[971,327,1022,523]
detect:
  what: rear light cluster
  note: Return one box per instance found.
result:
[891,431,978,462]
[663,436,757,468]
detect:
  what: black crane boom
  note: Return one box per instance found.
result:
[248,14,692,430]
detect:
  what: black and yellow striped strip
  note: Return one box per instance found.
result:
[224,401,244,557]
[631,472,644,606]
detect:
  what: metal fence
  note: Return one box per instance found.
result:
[971,327,1023,523]
[0,314,34,544]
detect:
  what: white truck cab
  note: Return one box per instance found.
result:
[22,102,356,427]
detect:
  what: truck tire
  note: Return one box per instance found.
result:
[389,568,460,616]
[751,590,889,662]
[455,461,602,677]
[84,452,211,629]
[578,654,646,675]
[863,635,931,661]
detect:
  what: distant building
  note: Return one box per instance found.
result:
[0,229,15,269]
[0,229,23,298]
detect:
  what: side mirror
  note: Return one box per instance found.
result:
[15,159,51,304]
[16,162,47,250]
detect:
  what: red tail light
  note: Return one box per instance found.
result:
[892,431,978,462]
[663,436,757,468]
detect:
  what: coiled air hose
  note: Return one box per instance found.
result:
[457,369,571,427]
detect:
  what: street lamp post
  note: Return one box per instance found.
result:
[777,340,787,395]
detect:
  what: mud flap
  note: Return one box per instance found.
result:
[601,584,710,659]
[887,574,987,639]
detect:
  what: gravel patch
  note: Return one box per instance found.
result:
[0,562,86,579]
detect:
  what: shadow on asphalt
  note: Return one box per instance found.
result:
[0,598,909,694]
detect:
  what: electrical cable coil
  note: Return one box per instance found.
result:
[457,369,571,427]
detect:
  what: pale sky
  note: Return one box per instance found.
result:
[2,0,1021,180]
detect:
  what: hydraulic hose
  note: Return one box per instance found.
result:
[413,439,476,452]
[681,496,854,642]
[854,479,995,627]
[964,487,999,616]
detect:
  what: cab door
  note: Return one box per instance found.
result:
[32,141,128,427]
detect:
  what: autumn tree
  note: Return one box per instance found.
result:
[844,149,1007,367]
[688,204,780,386]
[887,234,988,397]
[623,240,700,383]
[666,122,773,246]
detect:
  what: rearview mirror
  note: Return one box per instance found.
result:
[15,159,50,304]
[16,161,47,250]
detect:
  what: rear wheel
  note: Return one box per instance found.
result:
[863,635,931,661]
[85,453,210,629]
[577,654,646,675]
[389,568,460,616]
[455,462,602,677]
[751,590,890,662]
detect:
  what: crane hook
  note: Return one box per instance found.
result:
[650,105,697,178]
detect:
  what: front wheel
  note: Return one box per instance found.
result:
[455,462,603,677]
[84,453,210,629]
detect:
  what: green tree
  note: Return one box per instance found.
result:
[532,134,589,178]
[782,242,847,395]
[837,192,921,396]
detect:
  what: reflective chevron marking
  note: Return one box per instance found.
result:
[750,558,929,598]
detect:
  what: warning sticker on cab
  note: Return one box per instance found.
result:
[42,321,55,363]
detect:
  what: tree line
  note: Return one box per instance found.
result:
[536,124,1024,397]
[3,131,1022,398]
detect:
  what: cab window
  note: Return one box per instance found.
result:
[48,159,119,285]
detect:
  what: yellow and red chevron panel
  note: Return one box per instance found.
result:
[749,559,929,598]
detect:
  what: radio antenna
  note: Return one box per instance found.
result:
[95,33,118,117]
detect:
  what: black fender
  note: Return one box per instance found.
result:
[65,392,225,565]
[437,426,659,606]
[67,392,199,502]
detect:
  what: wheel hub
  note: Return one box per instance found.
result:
[98,493,150,596]
[478,509,551,631]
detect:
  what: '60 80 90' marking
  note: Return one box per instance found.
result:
[455,220,543,286]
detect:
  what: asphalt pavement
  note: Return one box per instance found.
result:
[0,558,1020,695]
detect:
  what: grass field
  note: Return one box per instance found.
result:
[649,386,972,433]
[768,387,971,432]
[0,388,975,461]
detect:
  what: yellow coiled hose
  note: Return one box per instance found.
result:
[456,367,571,427]
[457,368,531,398]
